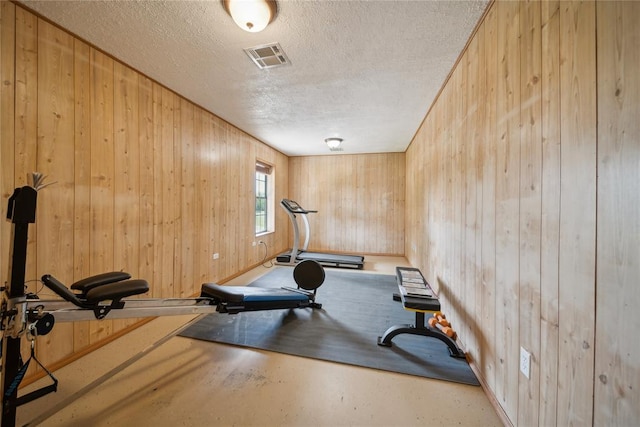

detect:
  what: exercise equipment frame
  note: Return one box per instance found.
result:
[276,199,364,269]
[0,176,324,427]
[377,267,466,359]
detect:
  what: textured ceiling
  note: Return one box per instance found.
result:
[21,0,488,156]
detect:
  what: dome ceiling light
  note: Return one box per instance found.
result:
[222,0,278,33]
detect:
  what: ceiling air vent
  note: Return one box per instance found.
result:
[244,43,290,70]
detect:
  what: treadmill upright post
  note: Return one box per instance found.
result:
[299,210,312,252]
[289,207,301,264]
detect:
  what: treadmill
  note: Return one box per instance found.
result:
[276,199,365,269]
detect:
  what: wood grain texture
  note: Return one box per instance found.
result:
[0,0,16,212]
[73,38,92,352]
[36,19,76,365]
[494,1,520,419]
[89,47,115,343]
[288,153,405,256]
[2,4,638,424]
[14,6,37,291]
[539,1,560,424]
[113,61,140,331]
[557,2,597,424]
[405,1,620,425]
[595,1,640,424]
[517,1,542,425]
[1,5,291,384]
[479,5,497,393]
[463,31,479,358]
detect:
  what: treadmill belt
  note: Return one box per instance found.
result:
[298,252,364,268]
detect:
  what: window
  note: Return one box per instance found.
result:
[255,160,274,235]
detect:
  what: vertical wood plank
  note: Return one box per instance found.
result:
[180,98,196,295]
[464,32,479,355]
[160,87,175,298]
[113,61,139,330]
[595,1,640,424]
[151,82,163,298]
[557,1,597,424]
[518,1,542,425]
[14,7,37,289]
[13,5,38,375]
[539,0,561,424]
[451,62,465,329]
[36,19,76,363]
[0,0,16,286]
[73,37,92,351]
[113,62,139,276]
[169,93,182,295]
[14,7,36,187]
[494,0,520,420]
[194,109,211,283]
[225,125,240,275]
[210,113,222,280]
[172,92,182,295]
[89,47,115,342]
[138,75,154,294]
[480,5,497,393]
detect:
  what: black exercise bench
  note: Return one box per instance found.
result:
[377,267,465,358]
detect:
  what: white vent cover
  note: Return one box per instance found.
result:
[244,43,291,69]
[329,146,343,152]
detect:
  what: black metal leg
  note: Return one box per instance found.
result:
[377,311,466,358]
[378,324,415,346]
[2,187,38,426]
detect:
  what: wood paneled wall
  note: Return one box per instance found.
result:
[406,1,639,425]
[1,3,290,379]
[288,153,405,256]
[595,1,640,424]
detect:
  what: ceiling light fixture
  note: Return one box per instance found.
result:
[222,0,278,33]
[325,138,343,150]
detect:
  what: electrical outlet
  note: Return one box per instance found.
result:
[520,347,531,379]
[212,253,219,260]
[252,241,256,246]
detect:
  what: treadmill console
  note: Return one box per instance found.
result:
[281,199,316,214]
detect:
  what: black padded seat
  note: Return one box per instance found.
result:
[71,271,132,293]
[84,279,149,304]
[201,284,309,302]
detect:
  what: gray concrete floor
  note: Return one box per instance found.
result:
[17,256,502,426]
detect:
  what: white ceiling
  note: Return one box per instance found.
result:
[21,0,488,156]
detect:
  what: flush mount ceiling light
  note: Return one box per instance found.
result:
[325,138,343,151]
[222,0,278,33]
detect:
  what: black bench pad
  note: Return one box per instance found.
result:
[84,279,149,304]
[201,283,309,303]
[200,283,314,313]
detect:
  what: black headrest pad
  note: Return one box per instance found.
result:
[293,260,325,290]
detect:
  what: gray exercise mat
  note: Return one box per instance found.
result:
[179,268,480,386]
